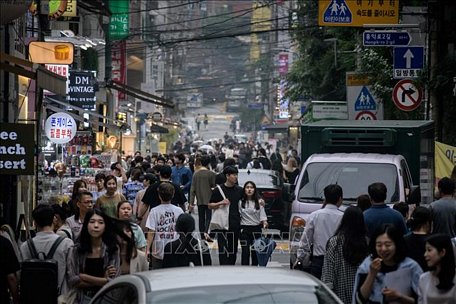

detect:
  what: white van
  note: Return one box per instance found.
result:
[288,152,418,266]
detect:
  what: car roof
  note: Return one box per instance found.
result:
[134,267,319,291]
[307,153,404,164]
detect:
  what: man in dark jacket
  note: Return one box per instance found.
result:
[141,165,187,211]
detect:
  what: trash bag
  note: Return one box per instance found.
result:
[254,236,276,267]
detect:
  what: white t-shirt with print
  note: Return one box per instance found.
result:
[146,203,183,260]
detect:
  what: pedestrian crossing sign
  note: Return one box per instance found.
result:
[319,0,399,27]
[323,0,352,24]
[354,86,376,111]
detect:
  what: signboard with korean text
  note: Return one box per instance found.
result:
[278,53,289,75]
[363,31,411,46]
[109,0,129,39]
[312,101,348,120]
[44,64,69,95]
[0,123,35,175]
[67,71,97,110]
[346,72,383,120]
[393,46,425,79]
[45,112,77,144]
[111,41,126,100]
[318,0,399,27]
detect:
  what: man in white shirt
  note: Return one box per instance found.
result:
[145,182,184,269]
[296,184,344,279]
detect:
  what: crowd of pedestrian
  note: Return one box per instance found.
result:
[2,143,456,304]
[296,177,456,304]
[1,141,301,304]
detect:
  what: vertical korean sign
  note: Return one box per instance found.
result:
[0,123,35,175]
[278,53,289,76]
[111,41,126,100]
[109,0,129,39]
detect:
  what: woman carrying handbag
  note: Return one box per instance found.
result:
[238,181,268,266]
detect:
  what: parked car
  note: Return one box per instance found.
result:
[237,169,292,231]
[89,267,344,304]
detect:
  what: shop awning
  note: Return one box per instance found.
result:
[261,123,290,131]
[0,52,66,95]
[107,81,175,109]
[44,96,121,128]
[43,103,119,129]
[150,124,169,134]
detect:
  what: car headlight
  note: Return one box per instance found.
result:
[290,216,306,243]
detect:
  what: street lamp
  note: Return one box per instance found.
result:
[324,38,337,68]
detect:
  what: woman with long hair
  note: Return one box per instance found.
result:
[353,224,423,304]
[68,209,120,303]
[66,179,88,216]
[418,234,456,303]
[95,175,126,218]
[405,207,432,271]
[116,201,146,251]
[163,214,211,268]
[283,157,300,184]
[239,181,267,266]
[321,206,368,304]
[114,220,148,275]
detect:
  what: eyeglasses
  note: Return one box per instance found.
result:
[81,200,94,205]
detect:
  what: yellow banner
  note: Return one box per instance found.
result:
[318,0,399,27]
[159,142,167,155]
[435,141,456,180]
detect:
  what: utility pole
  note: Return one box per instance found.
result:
[428,1,442,140]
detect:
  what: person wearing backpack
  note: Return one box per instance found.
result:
[20,204,74,303]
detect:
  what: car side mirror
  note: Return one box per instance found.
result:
[407,186,421,206]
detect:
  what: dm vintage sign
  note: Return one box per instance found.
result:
[45,112,77,144]
[0,123,35,175]
[67,71,97,109]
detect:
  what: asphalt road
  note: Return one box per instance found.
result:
[189,207,291,269]
[187,103,237,142]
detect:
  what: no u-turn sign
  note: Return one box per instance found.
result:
[392,79,423,111]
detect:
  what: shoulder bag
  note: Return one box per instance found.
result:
[208,185,230,231]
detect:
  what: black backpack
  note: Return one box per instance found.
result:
[20,237,65,304]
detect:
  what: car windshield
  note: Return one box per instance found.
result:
[149,284,337,304]
[298,162,399,203]
[238,172,280,187]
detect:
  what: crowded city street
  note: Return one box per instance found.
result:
[1,1,456,304]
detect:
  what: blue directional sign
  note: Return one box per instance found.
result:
[393,46,425,79]
[323,0,352,24]
[363,31,411,47]
[354,86,376,111]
